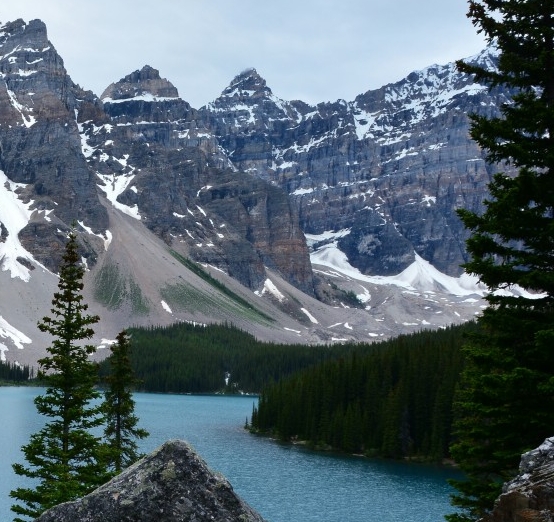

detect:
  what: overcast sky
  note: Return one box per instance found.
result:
[2,1,486,109]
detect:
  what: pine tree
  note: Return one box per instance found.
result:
[103,330,149,472]
[448,2,554,520]
[10,230,110,521]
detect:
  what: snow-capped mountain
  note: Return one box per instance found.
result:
[199,46,511,278]
[0,18,514,366]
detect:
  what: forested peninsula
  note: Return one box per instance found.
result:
[250,323,472,461]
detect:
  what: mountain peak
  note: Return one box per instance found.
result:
[0,18,51,55]
[101,65,179,102]
[221,67,272,99]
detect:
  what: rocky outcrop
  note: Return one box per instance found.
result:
[34,440,266,522]
[481,437,554,522]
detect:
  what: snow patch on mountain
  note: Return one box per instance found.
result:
[311,240,484,296]
[5,85,36,127]
[96,173,141,220]
[0,170,42,281]
[300,307,318,324]
[78,221,112,251]
[102,93,179,104]
[0,315,32,361]
[311,240,542,301]
[256,278,286,302]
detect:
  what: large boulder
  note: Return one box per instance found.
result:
[34,440,266,522]
[480,437,554,522]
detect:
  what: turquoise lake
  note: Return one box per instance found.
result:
[0,387,461,521]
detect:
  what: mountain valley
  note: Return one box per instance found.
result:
[0,18,523,365]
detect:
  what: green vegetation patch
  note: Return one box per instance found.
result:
[168,250,274,324]
[93,263,126,310]
[129,279,150,315]
[93,264,150,314]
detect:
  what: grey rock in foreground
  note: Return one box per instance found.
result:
[34,440,267,522]
[480,437,554,522]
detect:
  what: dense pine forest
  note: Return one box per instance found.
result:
[251,323,476,461]
[99,322,366,393]
[0,360,33,383]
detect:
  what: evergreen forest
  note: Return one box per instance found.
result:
[0,361,33,383]
[98,322,366,394]
[251,323,475,462]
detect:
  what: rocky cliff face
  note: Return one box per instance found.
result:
[481,437,554,522]
[199,49,511,277]
[0,19,108,272]
[0,20,314,294]
[34,440,267,522]
[80,65,314,293]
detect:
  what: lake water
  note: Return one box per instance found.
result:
[0,387,461,521]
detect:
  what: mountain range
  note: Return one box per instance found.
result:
[0,18,527,366]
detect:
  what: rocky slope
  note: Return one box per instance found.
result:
[34,440,267,522]
[0,18,521,366]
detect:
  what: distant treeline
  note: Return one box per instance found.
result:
[251,323,476,461]
[0,360,34,383]
[99,322,368,394]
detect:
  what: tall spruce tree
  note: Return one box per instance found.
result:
[448,2,554,521]
[10,230,110,522]
[104,330,149,472]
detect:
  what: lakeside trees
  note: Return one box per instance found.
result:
[10,231,146,521]
[0,361,33,383]
[103,330,149,472]
[109,322,360,394]
[250,324,471,461]
[447,2,554,521]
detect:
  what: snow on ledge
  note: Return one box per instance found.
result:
[96,173,141,220]
[78,221,113,251]
[102,93,180,104]
[300,308,319,324]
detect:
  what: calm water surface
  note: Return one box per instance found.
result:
[0,387,460,522]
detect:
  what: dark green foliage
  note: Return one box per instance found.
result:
[98,322,357,394]
[448,2,554,520]
[103,330,149,472]
[251,324,471,461]
[10,231,110,522]
[0,361,33,383]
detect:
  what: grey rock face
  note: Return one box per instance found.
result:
[0,19,314,293]
[34,440,267,522]
[0,19,108,271]
[480,437,554,522]
[199,47,512,277]
[81,65,314,293]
